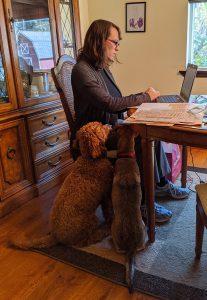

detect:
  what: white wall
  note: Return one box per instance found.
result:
[78,0,89,44]
[80,0,207,96]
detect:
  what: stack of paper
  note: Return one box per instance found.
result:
[124,103,205,126]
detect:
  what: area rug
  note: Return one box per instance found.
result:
[35,172,207,300]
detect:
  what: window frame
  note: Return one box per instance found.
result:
[187,1,207,70]
[180,1,207,77]
[53,0,81,58]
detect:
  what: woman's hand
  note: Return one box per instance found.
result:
[145,87,160,101]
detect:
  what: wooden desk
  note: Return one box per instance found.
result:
[134,123,207,243]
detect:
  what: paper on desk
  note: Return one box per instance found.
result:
[124,103,205,126]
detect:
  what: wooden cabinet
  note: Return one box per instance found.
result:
[0,0,81,217]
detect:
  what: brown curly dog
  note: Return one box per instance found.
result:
[10,122,114,249]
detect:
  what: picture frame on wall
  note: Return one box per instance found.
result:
[126,2,146,32]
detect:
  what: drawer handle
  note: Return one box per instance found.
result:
[45,136,60,147]
[42,115,57,126]
[7,146,16,160]
[48,156,62,167]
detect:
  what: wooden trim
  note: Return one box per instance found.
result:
[14,0,48,6]
[48,0,59,64]
[0,100,62,124]
[0,0,17,112]
[3,0,25,107]
[179,70,207,78]
[72,0,82,54]
[0,184,37,218]
[53,0,64,56]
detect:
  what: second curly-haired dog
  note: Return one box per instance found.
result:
[10,122,114,249]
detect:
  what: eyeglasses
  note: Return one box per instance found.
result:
[107,39,120,47]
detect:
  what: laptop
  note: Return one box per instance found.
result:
[157,63,198,103]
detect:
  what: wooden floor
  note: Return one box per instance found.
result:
[0,186,156,300]
[0,147,206,299]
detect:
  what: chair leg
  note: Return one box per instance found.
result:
[195,203,204,259]
[181,146,187,188]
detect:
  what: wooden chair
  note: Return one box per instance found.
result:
[51,54,78,160]
[181,146,188,188]
[195,183,207,259]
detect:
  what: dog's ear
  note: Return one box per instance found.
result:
[72,137,79,150]
[77,130,106,159]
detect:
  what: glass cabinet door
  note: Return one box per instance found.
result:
[0,45,9,105]
[4,0,59,107]
[0,0,17,112]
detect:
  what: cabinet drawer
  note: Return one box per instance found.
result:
[32,126,69,160]
[28,109,67,136]
[34,149,72,181]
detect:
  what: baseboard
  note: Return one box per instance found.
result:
[187,166,207,174]
[0,161,72,218]
[0,185,37,218]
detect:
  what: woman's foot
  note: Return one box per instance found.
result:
[155,180,190,199]
[141,203,172,224]
[154,203,172,223]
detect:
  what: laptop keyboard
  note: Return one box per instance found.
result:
[158,95,182,103]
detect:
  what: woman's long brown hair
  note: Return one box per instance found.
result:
[77,19,121,69]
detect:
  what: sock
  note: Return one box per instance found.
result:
[156,176,168,187]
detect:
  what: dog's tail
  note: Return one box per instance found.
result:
[126,251,136,293]
[8,232,57,250]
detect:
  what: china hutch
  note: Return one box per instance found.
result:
[0,0,81,217]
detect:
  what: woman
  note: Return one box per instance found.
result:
[71,19,189,223]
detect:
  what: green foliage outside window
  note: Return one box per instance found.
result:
[191,3,207,68]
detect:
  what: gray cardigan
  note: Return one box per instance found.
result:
[71,59,151,132]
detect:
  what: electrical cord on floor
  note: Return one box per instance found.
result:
[186,147,206,192]
[186,173,196,193]
[189,147,204,183]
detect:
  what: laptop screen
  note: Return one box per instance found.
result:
[180,64,198,101]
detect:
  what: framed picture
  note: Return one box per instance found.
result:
[126,2,146,32]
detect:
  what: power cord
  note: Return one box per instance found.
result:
[189,146,204,183]
[187,147,206,193]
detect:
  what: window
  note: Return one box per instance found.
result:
[187,1,207,69]
[59,0,77,58]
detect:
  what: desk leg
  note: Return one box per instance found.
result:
[181,146,187,188]
[142,138,155,243]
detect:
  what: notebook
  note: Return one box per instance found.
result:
[157,63,198,103]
